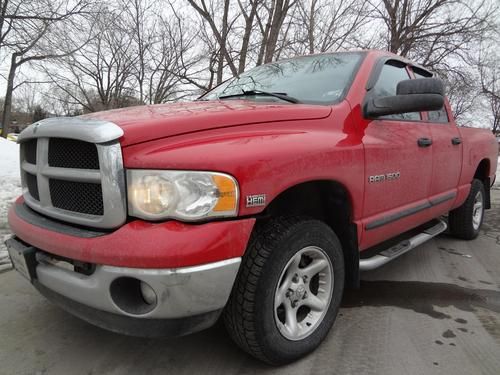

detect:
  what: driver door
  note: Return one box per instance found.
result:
[361,61,434,249]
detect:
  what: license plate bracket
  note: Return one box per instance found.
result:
[5,238,37,282]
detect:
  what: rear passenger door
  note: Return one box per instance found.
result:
[361,61,434,249]
[412,69,462,212]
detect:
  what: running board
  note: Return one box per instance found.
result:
[359,219,447,271]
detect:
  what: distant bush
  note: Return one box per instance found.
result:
[33,105,47,123]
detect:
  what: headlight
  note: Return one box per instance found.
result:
[127,170,239,221]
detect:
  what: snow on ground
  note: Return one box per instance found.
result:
[0,138,21,271]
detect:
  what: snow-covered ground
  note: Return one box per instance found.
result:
[0,138,21,271]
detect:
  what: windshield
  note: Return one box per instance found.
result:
[202,52,364,105]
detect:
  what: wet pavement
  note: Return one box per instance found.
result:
[1,190,499,375]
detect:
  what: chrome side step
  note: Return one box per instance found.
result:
[359,219,447,271]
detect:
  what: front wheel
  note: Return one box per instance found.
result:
[449,179,486,240]
[223,217,345,365]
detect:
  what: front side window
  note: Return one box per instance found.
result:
[202,52,364,105]
[372,63,421,121]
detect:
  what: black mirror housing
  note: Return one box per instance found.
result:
[397,78,444,96]
[366,93,444,118]
[364,78,445,118]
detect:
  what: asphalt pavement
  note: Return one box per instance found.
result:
[1,190,499,375]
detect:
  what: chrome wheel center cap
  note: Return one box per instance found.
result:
[294,285,306,301]
[289,283,307,304]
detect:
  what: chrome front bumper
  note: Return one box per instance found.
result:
[35,254,241,319]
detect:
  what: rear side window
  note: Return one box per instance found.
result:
[413,71,449,123]
[372,63,421,121]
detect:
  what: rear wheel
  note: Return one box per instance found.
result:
[223,217,345,365]
[449,179,485,240]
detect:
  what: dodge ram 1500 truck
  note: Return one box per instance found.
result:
[6,50,498,365]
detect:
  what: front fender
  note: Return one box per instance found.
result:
[122,103,365,220]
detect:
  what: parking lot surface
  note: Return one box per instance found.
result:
[1,190,499,375]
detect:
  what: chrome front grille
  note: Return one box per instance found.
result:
[18,117,126,229]
[25,172,39,200]
[48,138,100,169]
[49,178,104,215]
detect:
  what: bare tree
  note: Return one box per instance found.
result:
[478,47,500,133]
[147,14,198,103]
[368,0,496,68]
[291,0,369,55]
[0,0,92,137]
[14,82,39,116]
[122,0,157,103]
[237,0,261,73]
[0,0,14,52]
[43,7,137,112]
[0,0,497,126]
[187,0,239,82]
[256,0,297,64]
[446,75,477,123]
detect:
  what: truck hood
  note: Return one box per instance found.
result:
[81,100,331,146]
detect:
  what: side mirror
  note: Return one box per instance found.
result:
[364,78,445,118]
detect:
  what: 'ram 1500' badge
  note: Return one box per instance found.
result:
[246,194,266,207]
[369,172,400,183]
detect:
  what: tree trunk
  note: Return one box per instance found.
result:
[307,0,316,54]
[238,0,259,73]
[1,54,18,138]
[256,1,274,66]
[216,0,231,84]
[186,0,238,77]
[264,0,284,63]
[263,0,293,64]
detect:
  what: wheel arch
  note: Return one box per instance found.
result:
[474,158,491,209]
[259,179,360,288]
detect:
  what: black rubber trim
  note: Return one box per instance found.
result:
[366,192,456,231]
[34,281,221,338]
[429,192,457,206]
[483,178,491,210]
[15,202,108,238]
[365,57,433,91]
[366,202,431,230]
[365,58,405,91]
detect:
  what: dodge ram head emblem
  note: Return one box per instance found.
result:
[246,194,266,207]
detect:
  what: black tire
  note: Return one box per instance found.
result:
[449,179,486,240]
[223,216,345,365]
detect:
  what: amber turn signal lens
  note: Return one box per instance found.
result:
[213,174,238,212]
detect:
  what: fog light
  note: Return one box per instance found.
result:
[140,281,157,305]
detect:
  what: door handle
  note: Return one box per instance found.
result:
[451,137,462,145]
[417,138,433,147]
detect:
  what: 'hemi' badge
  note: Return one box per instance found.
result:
[246,194,266,207]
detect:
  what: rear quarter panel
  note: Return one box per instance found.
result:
[454,127,498,208]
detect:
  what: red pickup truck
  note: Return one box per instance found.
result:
[6,50,498,365]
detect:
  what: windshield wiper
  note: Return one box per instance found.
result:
[218,89,301,104]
